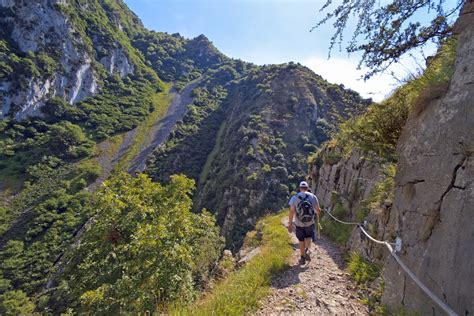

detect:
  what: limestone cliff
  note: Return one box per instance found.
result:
[310,3,473,313]
[382,4,474,314]
[0,0,138,119]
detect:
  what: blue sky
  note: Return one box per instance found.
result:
[124,0,457,101]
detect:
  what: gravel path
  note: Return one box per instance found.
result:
[257,219,368,315]
[128,80,200,174]
[89,79,199,190]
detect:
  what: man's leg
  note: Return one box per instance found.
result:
[296,226,307,265]
[305,237,312,250]
[299,241,306,257]
[304,238,312,261]
[312,223,316,243]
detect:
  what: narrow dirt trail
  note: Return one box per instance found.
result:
[257,218,368,315]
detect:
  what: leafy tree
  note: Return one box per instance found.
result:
[64,173,223,313]
[0,290,35,315]
[47,121,95,159]
[313,0,465,78]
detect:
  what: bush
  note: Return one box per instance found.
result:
[347,252,381,285]
[47,121,95,159]
[347,252,384,313]
[63,173,223,313]
[356,164,396,221]
[321,203,354,245]
[0,290,35,315]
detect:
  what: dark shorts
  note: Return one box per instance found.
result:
[295,225,315,242]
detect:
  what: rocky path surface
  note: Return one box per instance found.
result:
[128,80,200,174]
[89,79,199,191]
[257,219,368,315]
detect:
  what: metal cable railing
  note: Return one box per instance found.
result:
[321,208,458,316]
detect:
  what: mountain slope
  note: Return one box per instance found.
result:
[0,0,370,312]
[147,63,370,247]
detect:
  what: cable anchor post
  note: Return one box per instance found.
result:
[395,237,402,253]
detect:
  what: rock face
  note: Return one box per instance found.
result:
[309,148,385,214]
[0,0,136,120]
[1,1,96,119]
[382,4,474,314]
[309,147,395,259]
[309,4,473,314]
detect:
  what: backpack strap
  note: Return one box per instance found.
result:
[299,192,310,202]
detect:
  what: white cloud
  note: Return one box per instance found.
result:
[301,56,402,102]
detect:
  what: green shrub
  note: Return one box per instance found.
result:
[63,173,223,313]
[356,164,396,221]
[347,252,381,285]
[347,252,384,313]
[0,290,35,315]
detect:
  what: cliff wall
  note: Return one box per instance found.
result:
[382,4,474,314]
[310,3,473,313]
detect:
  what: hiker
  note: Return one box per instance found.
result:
[288,181,321,265]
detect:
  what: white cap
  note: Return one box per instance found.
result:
[299,181,309,188]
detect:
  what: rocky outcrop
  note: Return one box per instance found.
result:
[382,4,474,314]
[0,0,137,120]
[99,48,134,78]
[309,148,385,214]
[309,147,395,260]
[0,1,96,119]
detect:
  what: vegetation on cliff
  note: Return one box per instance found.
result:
[311,38,458,164]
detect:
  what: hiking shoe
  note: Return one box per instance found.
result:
[299,256,306,265]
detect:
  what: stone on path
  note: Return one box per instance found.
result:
[257,218,368,315]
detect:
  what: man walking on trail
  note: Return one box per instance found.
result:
[288,181,321,265]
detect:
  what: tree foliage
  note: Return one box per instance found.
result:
[63,173,223,313]
[313,0,465,78]
[331,38,456,162]
[0,290,35,315]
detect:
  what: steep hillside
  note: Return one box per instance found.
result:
[0,0,161,122]
[147,63,370,247]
